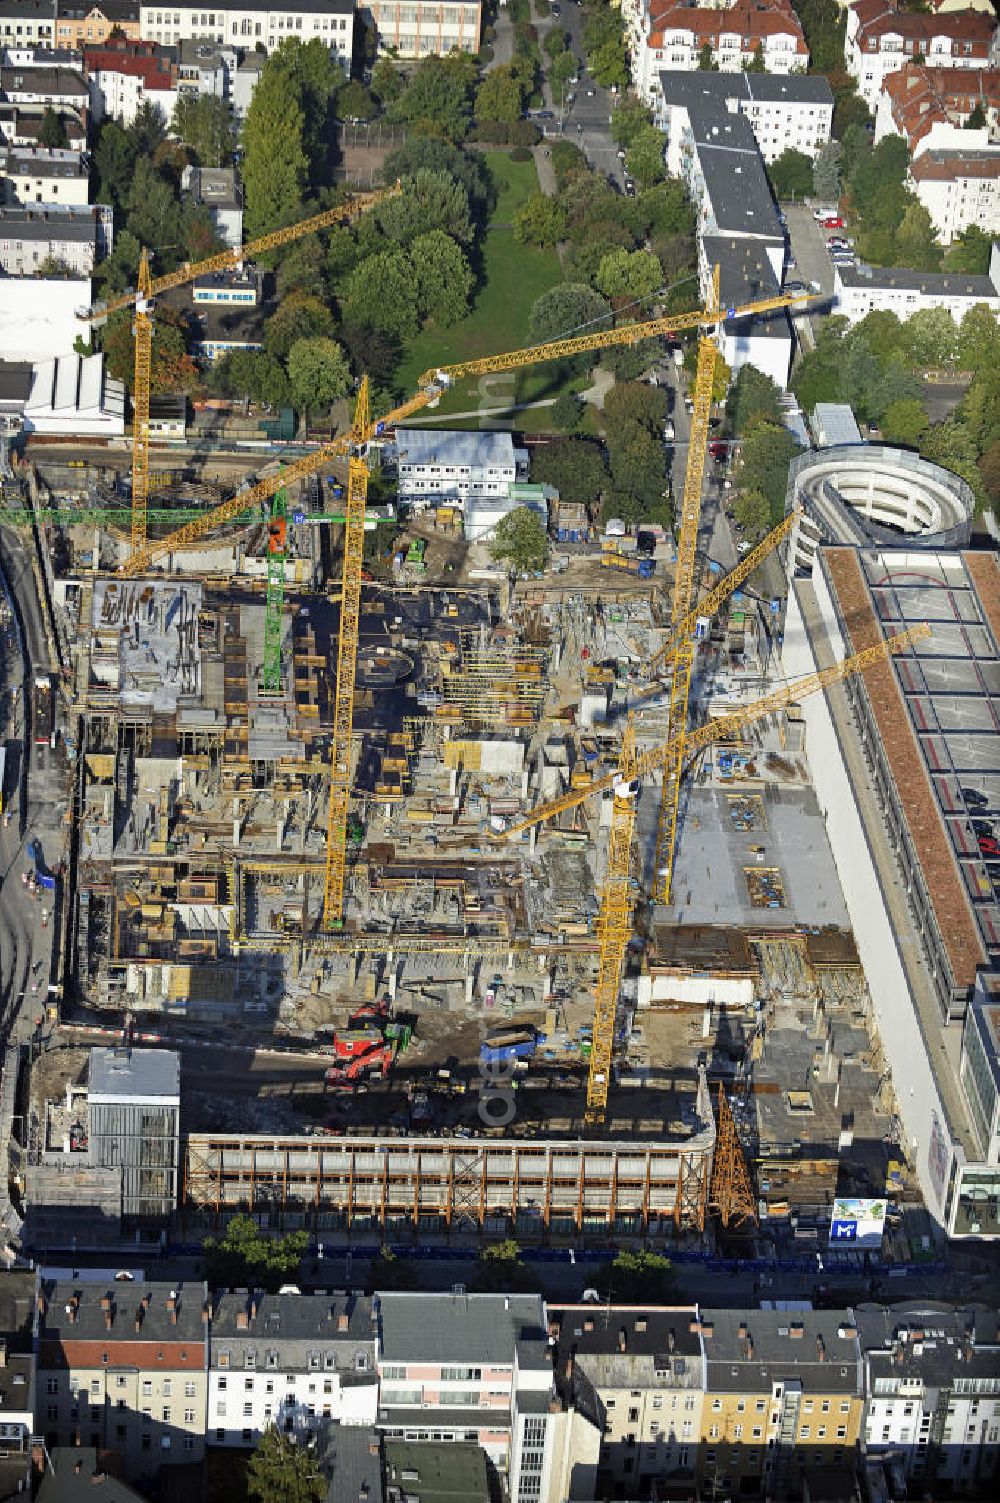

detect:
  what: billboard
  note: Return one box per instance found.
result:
[829,1197,887,1250]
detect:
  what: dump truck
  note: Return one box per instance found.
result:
[600,550,655,580]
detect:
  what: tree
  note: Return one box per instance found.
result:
[838,335,885,424]
[881,397,930,448]
[639,178,695,238]
[367,1245,414,1292]
[920,415,983,501]
[737,421,802,520]
[697,42,718,71]
[264,290,336,362]
[38,106,67,149]
[286,336,351,419]
[389,54,473,143]
[550,50,578,95]
[377,169,473,245]
[490,506,549,572]
[608,425,665,511]
[743,42,766,73]
[597,1249,674,1302]
[94,120,136,211]
[276,236,326,298]
[470,1239,539,1292]
[529,282,612,345]
[475,65,524,125]
[95,229,142,296]
[943,224,993,276]
[209,349,291,407]
[171,93,234,166]
[342,249,420,340]
[588,36,628,89]
[895,201,942,271]
[625,125,667,190]
[726,364,783,434]
[543,27,568,58]
[549,138,589,189]
[812,139,843,203]
[372,56,403,106]
[733,488,771,539]
[203,1214,308,1292]
[603,380,667,433]
[850,133,909,223]
[594,247,662,301]
[336,79,376,121]
[964,101,987,130]
[241,52,308,238]
[125,157,184,254]
[769,148,814,200]
[551,390,584,432]
[513,192,567,248]
[903,306,958,370]
[611,95,653,149]
[272,37,340,185]
[979,439,1000,514]
[532,437,607,504]
[565,226,634,286]
[128,99,167,159]
[338,321,399,387]
[957,303,1000,374]
[411,229,474,325]
[246,1429,325,1503]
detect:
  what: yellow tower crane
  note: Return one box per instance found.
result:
[505,623,931,1126]
[83,187,400,556]
[116,279,816,932]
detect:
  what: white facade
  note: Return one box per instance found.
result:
[0,62,88,108]
[396,429,528,508]
[628,1,808,104]
[0,2,56,49]
[833,244,1000,325]
[909,146,1000,243]
[138,0,354,71]
[845,2,996,111]
[368,0,481,59]
[658,72,833,170]
[0,145,90,204]
[86,61,177,125]
[0,203,110,274]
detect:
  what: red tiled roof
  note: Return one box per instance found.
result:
[884,64,1000,147]
[910,147,1000,179]
[856,5,995,48]
[83,40,176,89]
[647,0,806,50]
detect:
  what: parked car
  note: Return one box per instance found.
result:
[973,819,997,839]
[785,279,807,293]
[963,786,990,809]
[978,833,1000,857]
[812,207,836,220]
[823,216,846,229]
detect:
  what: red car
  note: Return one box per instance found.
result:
[822,216,845,229]
[978,834,1000,857]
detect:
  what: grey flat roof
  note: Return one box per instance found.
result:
[837,262,997,298]
[659,69,833,111]
[39,1279,207,1344]
[0,208,96,242]
[690,108,783,240]
[377,1292,546,1366]
[321,1426,384,1503]
[397,428,517,471]
[702,235,789,341]
[0,65,87,96]
[0,147,86,178]
[88,1045,180,1103]
[0,1270,39,1348]
[811,403,863,448]
[855,1303,999,1386]
[0,362,34,404]
[551,1303,701,1360]
[384,1440,490,1503]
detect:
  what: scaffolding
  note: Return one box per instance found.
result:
[438,629,548,728]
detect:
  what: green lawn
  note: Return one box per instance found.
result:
[392,151,564,415]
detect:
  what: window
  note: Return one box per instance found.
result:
[116,1376,128,1389]
[628,1407,639,1423]
[162,1408,171,1424]
[46,1379,58,1396]
[218,1377,227,1391]
[245,1378,254,1392]
[142,1381,152,1397]
[821,1401,830,1413]
[184,1409,195,1425]
[837,1426,847,1439]
[243,1403,252,1418]
[163,1381,172,1397]
[185,1382,196,1399]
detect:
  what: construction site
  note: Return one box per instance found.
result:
[7,194,940,1250]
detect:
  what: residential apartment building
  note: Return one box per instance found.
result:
[208,1291,378,1447]
[0,202,111,274]
[657,69,833,167]
[833,245,1000,325]
[846,0,996,111]
[0,144,90,204]
[0,59,89,110]
[137,0,355,72]
[698,1309,865,1498]
[56,0,140,47]
[909,146,1000,242]
[176,36,235,96]
[551,1304,703,1496]
[858,1303,1000,1493]
[367,0,481,59]
[626,0,808,106]
[83,38,178,123]
[0,1,56,49]
[874,64,1000,154]
[375,1293,554,1486]
[0,1272,39,1499]
[0,100,87,148]
[37,1280,209,1481]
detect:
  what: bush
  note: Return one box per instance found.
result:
[510,117,541,147]
[510,144,532,162]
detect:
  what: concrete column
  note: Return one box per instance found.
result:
[702,1002,713,1038]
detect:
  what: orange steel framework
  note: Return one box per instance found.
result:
[182,1110,716,1237]
[709,1083,758,1228]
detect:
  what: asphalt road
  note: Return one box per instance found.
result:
[536,0,625,188]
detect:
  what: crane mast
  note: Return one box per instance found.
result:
[322,379,371,930]
[261,487,288,698]
[131,250,154,553]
